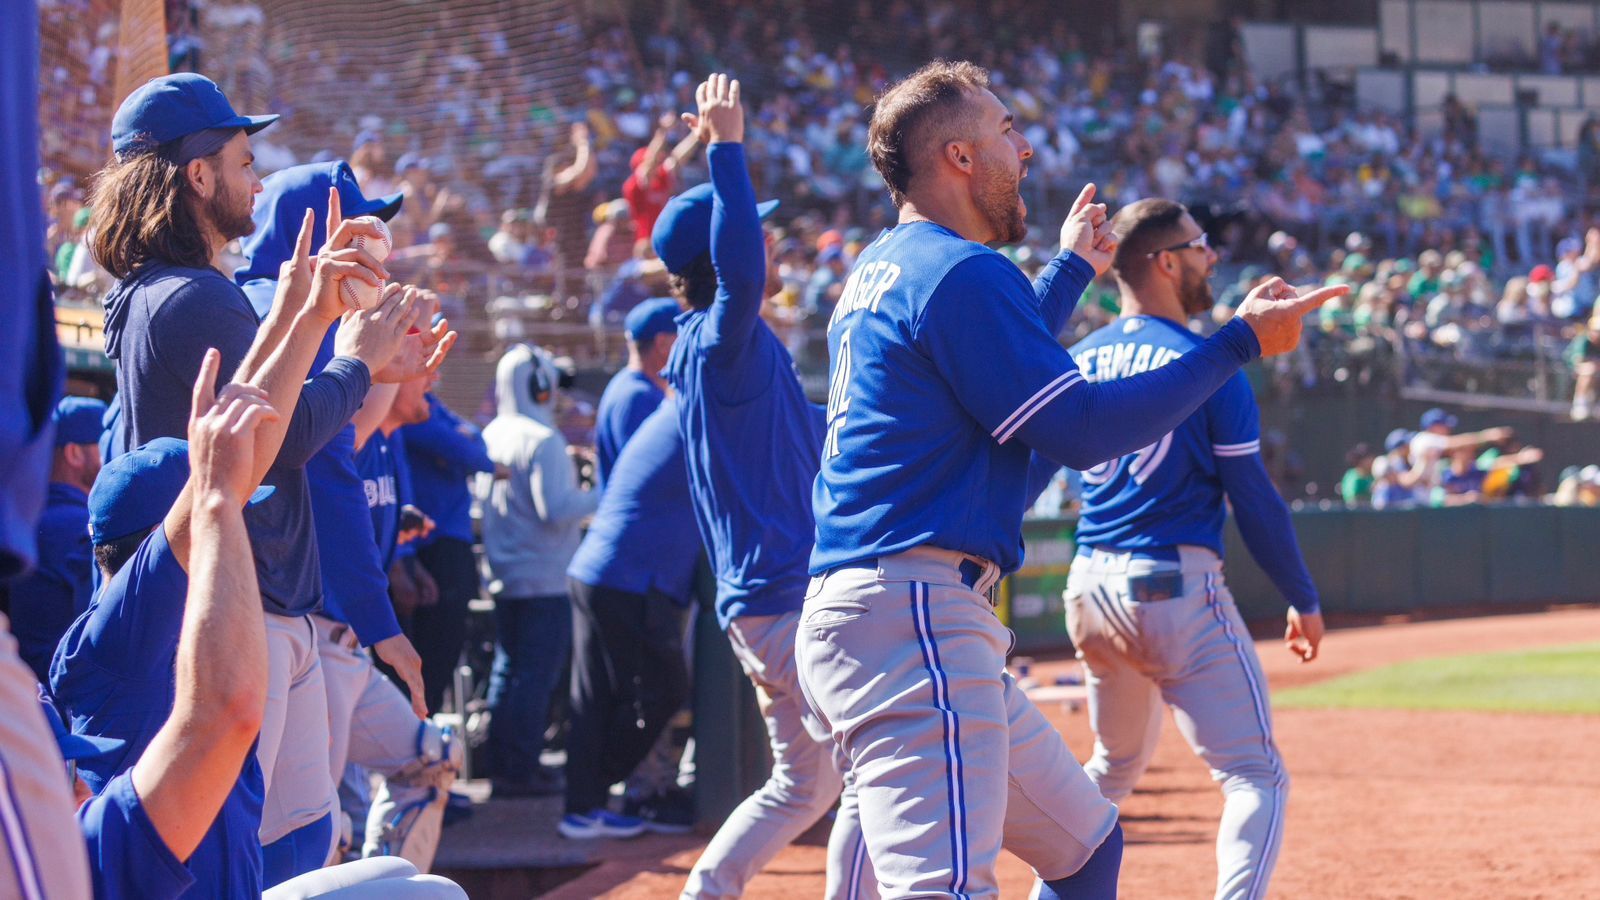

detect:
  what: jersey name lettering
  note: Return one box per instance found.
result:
[364,475,397,509]
[1077,342,1181,383]
[828,261,902,332]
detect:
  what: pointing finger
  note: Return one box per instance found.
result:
[1069,183,1097,217]
[1280,283,1351,315]
[191,348,221,422]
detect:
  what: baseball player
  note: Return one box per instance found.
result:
[9,396,105,682]
[398,390,495,713]
[239,161,459,871]
[657,73,874,900]
[95,71,439,881]
[53,353,465,899]
[1060,198,1322,900]
[351,375,462,864]
[563,396,698,837]
[593,297,678,486]
[0,12,96,894]
[800,60,1345,899]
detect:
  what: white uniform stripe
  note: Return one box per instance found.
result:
[1212,441,1261,458]
[992,372,1084,444]
[1204,573,1287,900]
[0,753,46,900]
[911,582,969,898]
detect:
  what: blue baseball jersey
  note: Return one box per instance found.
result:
[1067,315,1318,612]
[10,483,94,683]
[51,526,266,897]
[593,369,665,488]
[567,397,701,604]
[400,393,493,546]
[663,144,822,626]
[356,431,402,569]
[811,224,1100,575]
[1069,316,1258,553]
[79,772,195,900]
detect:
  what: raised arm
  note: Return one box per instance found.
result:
[924,261,1346,472]
[133,351,277,861]
[1034,183,1117,333]
[682,75,765,349]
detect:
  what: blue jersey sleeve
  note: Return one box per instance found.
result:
[1032,252,1097,336]
[402,399,493,476]
[309,441,403,646]
[915,254,1260,471]
[703,143,766,356]
[78,772,195,900]
[1208,378,1318,613]
[391,431,418,562]
[1206,372,1263,457]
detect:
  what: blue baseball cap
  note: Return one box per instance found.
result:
[624,297,681,342]
[1419,408,1458,431]
[38,688,122,763]
[88,437,274,545]
[651,183,780,274]
[111,73,278,160]
[53,396,108,447]
[1384,427,1414,452]
[332,160,403,221]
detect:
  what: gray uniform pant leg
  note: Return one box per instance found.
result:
[316,617,450,871]
[0,616,91,900]
[1066,549,1289,900]
[682,609,873,900]
[797,549,1117,900]
[260,613,338,845]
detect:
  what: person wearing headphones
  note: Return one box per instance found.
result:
[477,344,597,799]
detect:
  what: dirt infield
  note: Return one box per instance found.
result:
[556,606,1600,899]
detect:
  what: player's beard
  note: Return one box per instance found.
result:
[1179,261,1215,316]
[204,173,257,243]
[976,159,1027,245]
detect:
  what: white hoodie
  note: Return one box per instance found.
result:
[477,344,598,597]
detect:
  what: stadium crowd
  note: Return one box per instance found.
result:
[39,0,1600,420]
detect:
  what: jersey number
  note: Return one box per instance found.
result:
[823,329,852,459]
[1080,433,1173,486]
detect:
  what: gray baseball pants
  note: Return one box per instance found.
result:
[681,609,876,900]
[798,546,1118,900]
[1065,545,1289,900]
[260,613,339,845]
[317,616,452,870]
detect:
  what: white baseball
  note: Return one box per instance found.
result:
[339,216,393,310]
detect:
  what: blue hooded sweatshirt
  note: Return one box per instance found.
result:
[234,161,403,645]
[102,186,370,621]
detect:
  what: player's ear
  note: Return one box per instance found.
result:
[185,156,214,199]
[945,140,974,173]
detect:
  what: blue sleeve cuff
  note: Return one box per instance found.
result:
[1216,316,1262,361]
[1059,251,1096,283]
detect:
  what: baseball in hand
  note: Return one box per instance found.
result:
[340,216,393,310]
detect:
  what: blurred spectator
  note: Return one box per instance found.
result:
[622,114,699,247]
[1339,442,1375,506]
[1566,314,1600,419]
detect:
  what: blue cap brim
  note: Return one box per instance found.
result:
[220,113,279,136]
[757,199,780,221]
[247,484,276,506]
[57,731,125,763]
[353,191,405,222]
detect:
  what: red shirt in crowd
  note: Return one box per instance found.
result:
[622,146,676,243]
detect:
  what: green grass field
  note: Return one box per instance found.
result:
[1275,642,1600,715]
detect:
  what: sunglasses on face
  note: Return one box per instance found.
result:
[1146,231,1210,258]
